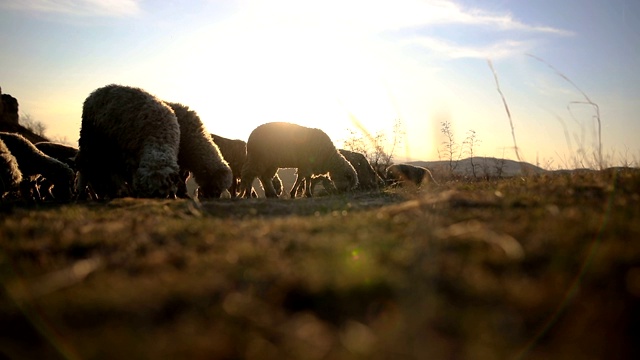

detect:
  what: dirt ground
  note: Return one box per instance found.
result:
[1,168,639,359]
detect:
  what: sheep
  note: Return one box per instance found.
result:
[209,133,282,198]
[293,174,335,197]
[298,149,385,196]
[33,142,79,200]
[385,163,437,188]
[35,142,78,169]
[209,133,246,197]
[240,122,358,198]
[163,102,232,199]
[0,138,22,198]
[76,84,181,199]
[338,149,385,191]
[0,132,75,201]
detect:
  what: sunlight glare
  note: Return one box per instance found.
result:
[163,1,411,144]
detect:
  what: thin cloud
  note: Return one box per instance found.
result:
[399,0,573,35]
[465,11,573,36]
[241,0,573,36]
[409,37,532,60]
[1,0,141,17]
[385,1,572,60]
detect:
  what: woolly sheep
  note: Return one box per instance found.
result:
[385,163,437,187]
[300,149,385,196]
[210,133,246,197]
[0,138,22,197]
[210,133,282,198]
[0,132,75,201]
[34,142,78,200]
[35,142,78,169]
[77,84,181,199]
[240,122,358,198]
[164,103,232,199]
[338,149,385,191]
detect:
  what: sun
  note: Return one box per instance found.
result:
[155,5,403,143]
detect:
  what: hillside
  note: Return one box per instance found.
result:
[217,158,546,198]
[1,168,639,359]
[409,157,547,178]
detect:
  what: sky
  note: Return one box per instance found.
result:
[1,0,639,169]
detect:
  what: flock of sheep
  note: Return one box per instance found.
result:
[1,84,435,202]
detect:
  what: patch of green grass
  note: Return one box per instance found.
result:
[1,169,639,359]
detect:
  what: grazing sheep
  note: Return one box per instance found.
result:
[77,84,181,199]
[35,142,78,169]
[34,142,79,200]
[164,103,232,199]
[240,122,358,198]
[385,163,437,188]
[210,133,246,197]
[0,132,75,201]
[294,174,335,197]
[0,138,22,197]
[338,149,385,190]
[300,149,385,196]
[209,133,282,198]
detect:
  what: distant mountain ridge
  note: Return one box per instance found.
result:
[407,157,546,178]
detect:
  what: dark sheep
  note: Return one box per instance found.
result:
[210,133,247,198]
[35,142,78,169]
[385,163,437,187]
[33,142,79,200]
[294,149,384,196]
[338,149,385,190]
[0,132,75,201]
[240,122,358,198]
[210,133,282,198]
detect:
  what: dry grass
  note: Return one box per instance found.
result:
[1,168,639,359]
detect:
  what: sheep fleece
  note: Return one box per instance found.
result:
[165,103,232,198]
[78,84,181,198]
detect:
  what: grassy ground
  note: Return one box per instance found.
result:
[1,168,639,359]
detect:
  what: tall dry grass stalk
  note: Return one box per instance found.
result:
[526,53,603,169]
[487,59,524,171]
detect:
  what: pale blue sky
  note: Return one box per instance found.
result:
[1,0,638,168]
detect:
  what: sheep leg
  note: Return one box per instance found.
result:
[239,163,257,198]
[176,170,191,198]
[290,173,305,198]
[271,174,283,197]
[260,167,279,198]
[303,175,313,197]
[75,171,97,200]
[229,177,238,198]
[296,178,306,197]
[239,177,254,198]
